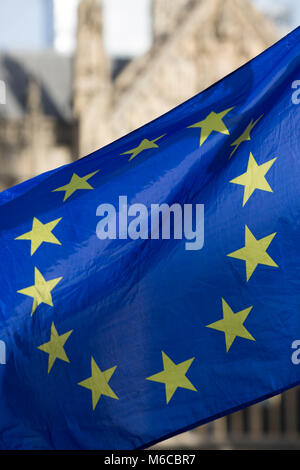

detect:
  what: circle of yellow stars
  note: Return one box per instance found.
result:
[14,105,279,411]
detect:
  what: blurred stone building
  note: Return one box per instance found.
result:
[0,0,278,189]
[74,0,277,156]
[0,52,74,189]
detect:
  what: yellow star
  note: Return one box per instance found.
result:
[121,135,166,161]
[17,267,62,316]
[147,351,197,404]
[15,217,62,255]
[230,152,276,206]
[52,170,99,202]
[38,322,73,373]
[229,115,263,159]
[187,107,234,146]
[206,298,255,352]
[227,225,278,281]
[78,357,118,410]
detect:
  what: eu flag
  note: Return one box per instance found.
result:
[0,27,300,450]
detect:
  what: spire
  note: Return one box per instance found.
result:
[152,0,191,41]
[26,78,42,116]
[73,0,110,117]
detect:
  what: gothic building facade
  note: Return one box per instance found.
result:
[74,0,277,156]
[0,0,277,187]
[0,51,74,190]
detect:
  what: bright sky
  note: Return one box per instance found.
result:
[54,0,79,54]
[252,0,300,31]
[54,0,300,55]
[54,0,152,56]
[0,0,54,51]
[0,0,298,55]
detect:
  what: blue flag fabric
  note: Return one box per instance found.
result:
[0,27,300,450]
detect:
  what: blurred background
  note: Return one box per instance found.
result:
[0,0,299,449]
